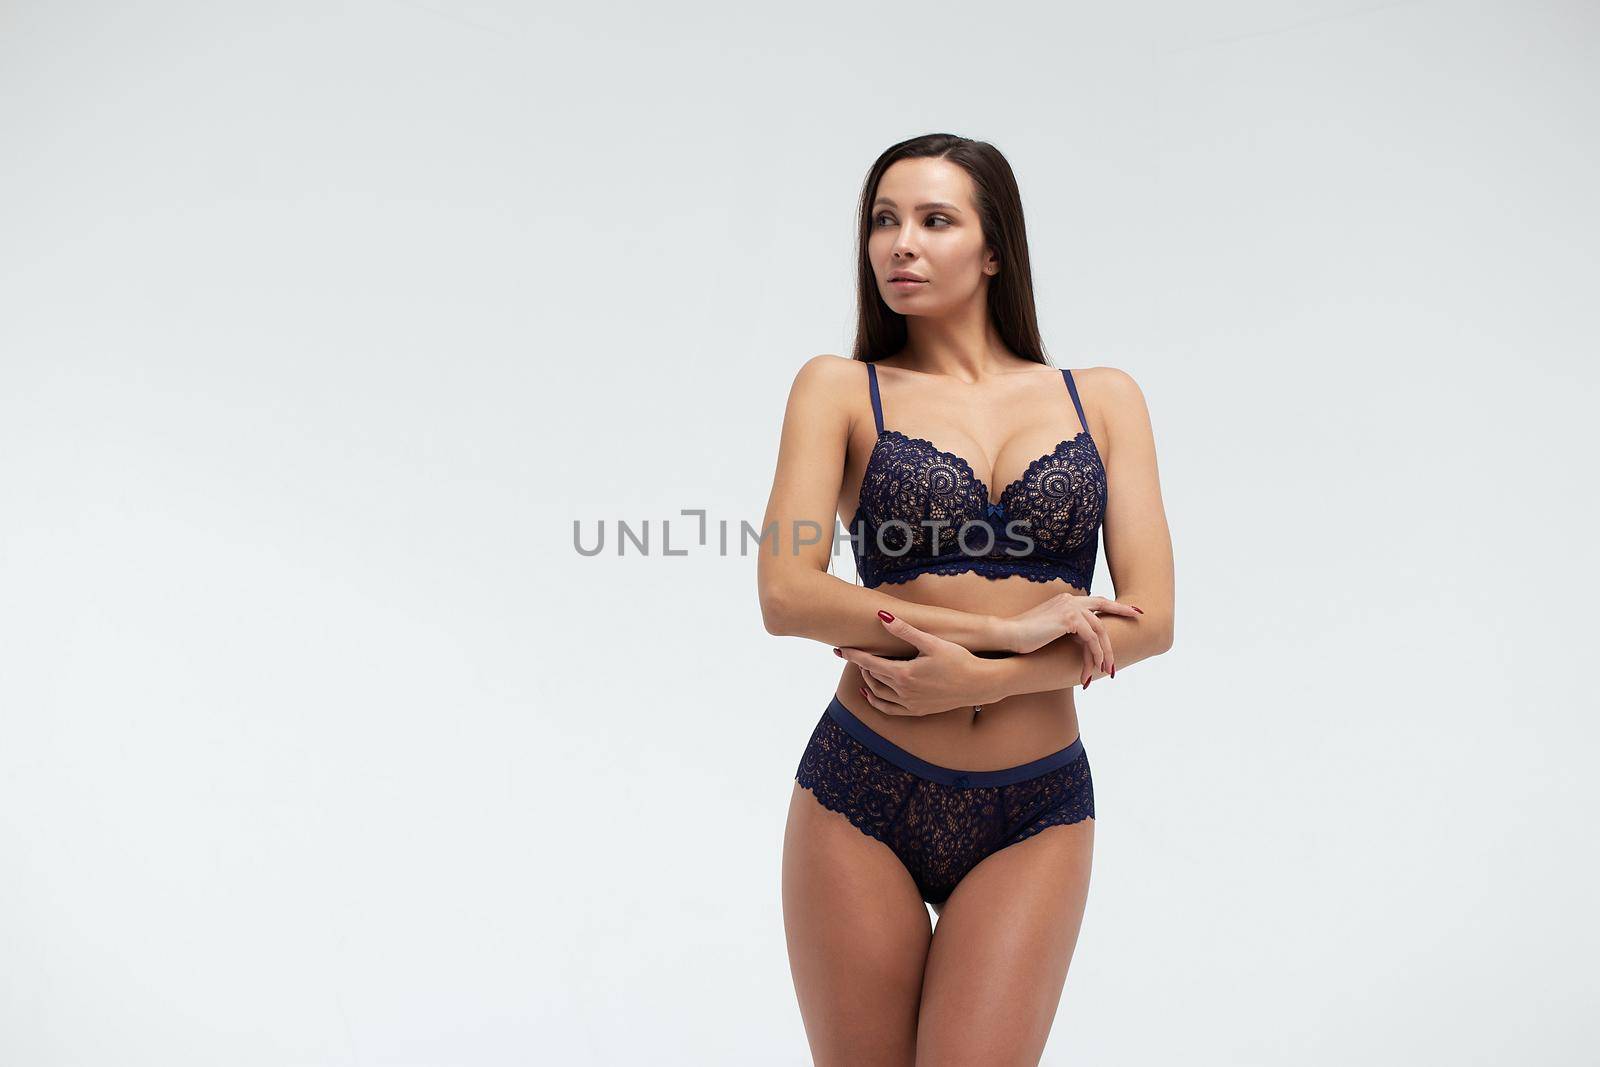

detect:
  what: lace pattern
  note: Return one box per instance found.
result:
[794,711,1094,905]
[850,430,1106,591]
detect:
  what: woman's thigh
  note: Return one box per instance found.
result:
[781,781,934,1067]
[916,818,1095,1067]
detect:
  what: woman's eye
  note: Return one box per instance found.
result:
[875,214,951,227]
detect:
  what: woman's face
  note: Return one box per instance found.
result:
[867,157,996,315]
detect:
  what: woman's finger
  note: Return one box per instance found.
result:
[858,680,910,716]
[1072,614,1104,677]
[1086,613,1113,675]
[862,669,900,700]
[838,647,903,675]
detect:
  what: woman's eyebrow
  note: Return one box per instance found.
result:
[873,198,963,213]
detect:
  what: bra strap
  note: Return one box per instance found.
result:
[1061,369,1089,435]
[867,362,885,436]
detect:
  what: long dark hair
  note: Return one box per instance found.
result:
[851,133,1050,367]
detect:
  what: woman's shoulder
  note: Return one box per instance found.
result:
[1071,364,1141,391]
[782,354,867,424]
[789,353,872,399]
[795,352,863,381]
[1072,365,1151,422]
[1068,367,1145,409]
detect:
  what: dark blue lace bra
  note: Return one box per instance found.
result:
[848,361,1107,591]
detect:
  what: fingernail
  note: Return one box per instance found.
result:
[1084,676,1091,689]
[1133,606,1144,614]
[833,647,842,657]
[859,685,869,698]
[877,609,894,623]
[1110,664,1115,679]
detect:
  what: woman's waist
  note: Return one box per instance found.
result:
[857,568,1085,613]
[833,668,1080,772]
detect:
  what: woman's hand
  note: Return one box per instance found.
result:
[834,612,1000,717]
[998,593,1144,675]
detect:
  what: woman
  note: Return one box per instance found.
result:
[757,133,1175,1065]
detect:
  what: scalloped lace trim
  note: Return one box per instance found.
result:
[872,428,1096,507]
[867,559,1090,590]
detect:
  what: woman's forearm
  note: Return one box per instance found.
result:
[761,571,1009,656]
[977,608,1175,701]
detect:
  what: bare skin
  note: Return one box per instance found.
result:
[764,156,1174,1065]
[783,782,1094,1066]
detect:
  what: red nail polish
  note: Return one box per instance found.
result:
[859,685,869,697]
[1084,676,1091,688]
[877,610,894,623]
[833,647,842,657]
[1133,606,1144,614]
[1110,664,1115,679]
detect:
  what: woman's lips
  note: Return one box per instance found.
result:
[889,279,927,288]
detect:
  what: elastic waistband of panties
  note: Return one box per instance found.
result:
[823,695,1085,788]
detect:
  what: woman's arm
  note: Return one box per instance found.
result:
[757,355,1010,657]
[980,367,1176,695]
[974,606,1171,700]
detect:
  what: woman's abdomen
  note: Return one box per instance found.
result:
[836,571,1084,770]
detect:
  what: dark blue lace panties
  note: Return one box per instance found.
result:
[795,696,1094,906]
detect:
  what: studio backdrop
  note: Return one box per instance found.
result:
[1,1,1595,1064]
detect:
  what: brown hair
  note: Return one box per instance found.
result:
[851,133,1050,367]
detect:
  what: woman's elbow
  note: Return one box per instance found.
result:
[761,563,828,636]
[759,580,793,636]
[1152,611,1175,655]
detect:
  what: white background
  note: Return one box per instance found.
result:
[2,1,1596,1064]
